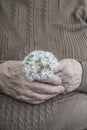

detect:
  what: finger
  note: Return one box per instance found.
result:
[54,62,63,73]
[20,79,65,94]
[23,90,61,102]
[38,74,62,85]
[23,91,53,100]
[29,82,65,94]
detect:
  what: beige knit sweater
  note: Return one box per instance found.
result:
[0,0,87,130]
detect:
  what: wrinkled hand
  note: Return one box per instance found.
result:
[55,59,83,92]
[0,61,65,104]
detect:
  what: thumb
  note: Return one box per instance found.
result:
[54,61,63,73]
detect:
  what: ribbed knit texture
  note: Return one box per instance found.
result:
[0,0,87,130]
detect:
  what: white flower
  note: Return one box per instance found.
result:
[23,50,59,81]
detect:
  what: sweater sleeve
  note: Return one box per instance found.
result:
[0,61,6,93]
[0,62,2,93]
[76,61,87,93]
[0,61,5,64]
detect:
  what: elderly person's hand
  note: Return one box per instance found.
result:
[40,59,82,93]
[55,59,83,93]
[0,61,65,104]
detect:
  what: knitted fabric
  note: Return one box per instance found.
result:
[0,0,87,130]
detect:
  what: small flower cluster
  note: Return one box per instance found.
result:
[22,50,59,81]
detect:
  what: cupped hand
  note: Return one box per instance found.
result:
[55,59,83,92]
[0,61,65,104]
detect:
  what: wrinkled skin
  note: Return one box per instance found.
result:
[0,61,64,104]
[0,59,82,104]
[56,59,82,93]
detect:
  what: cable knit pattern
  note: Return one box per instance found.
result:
[0,0,87,130]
